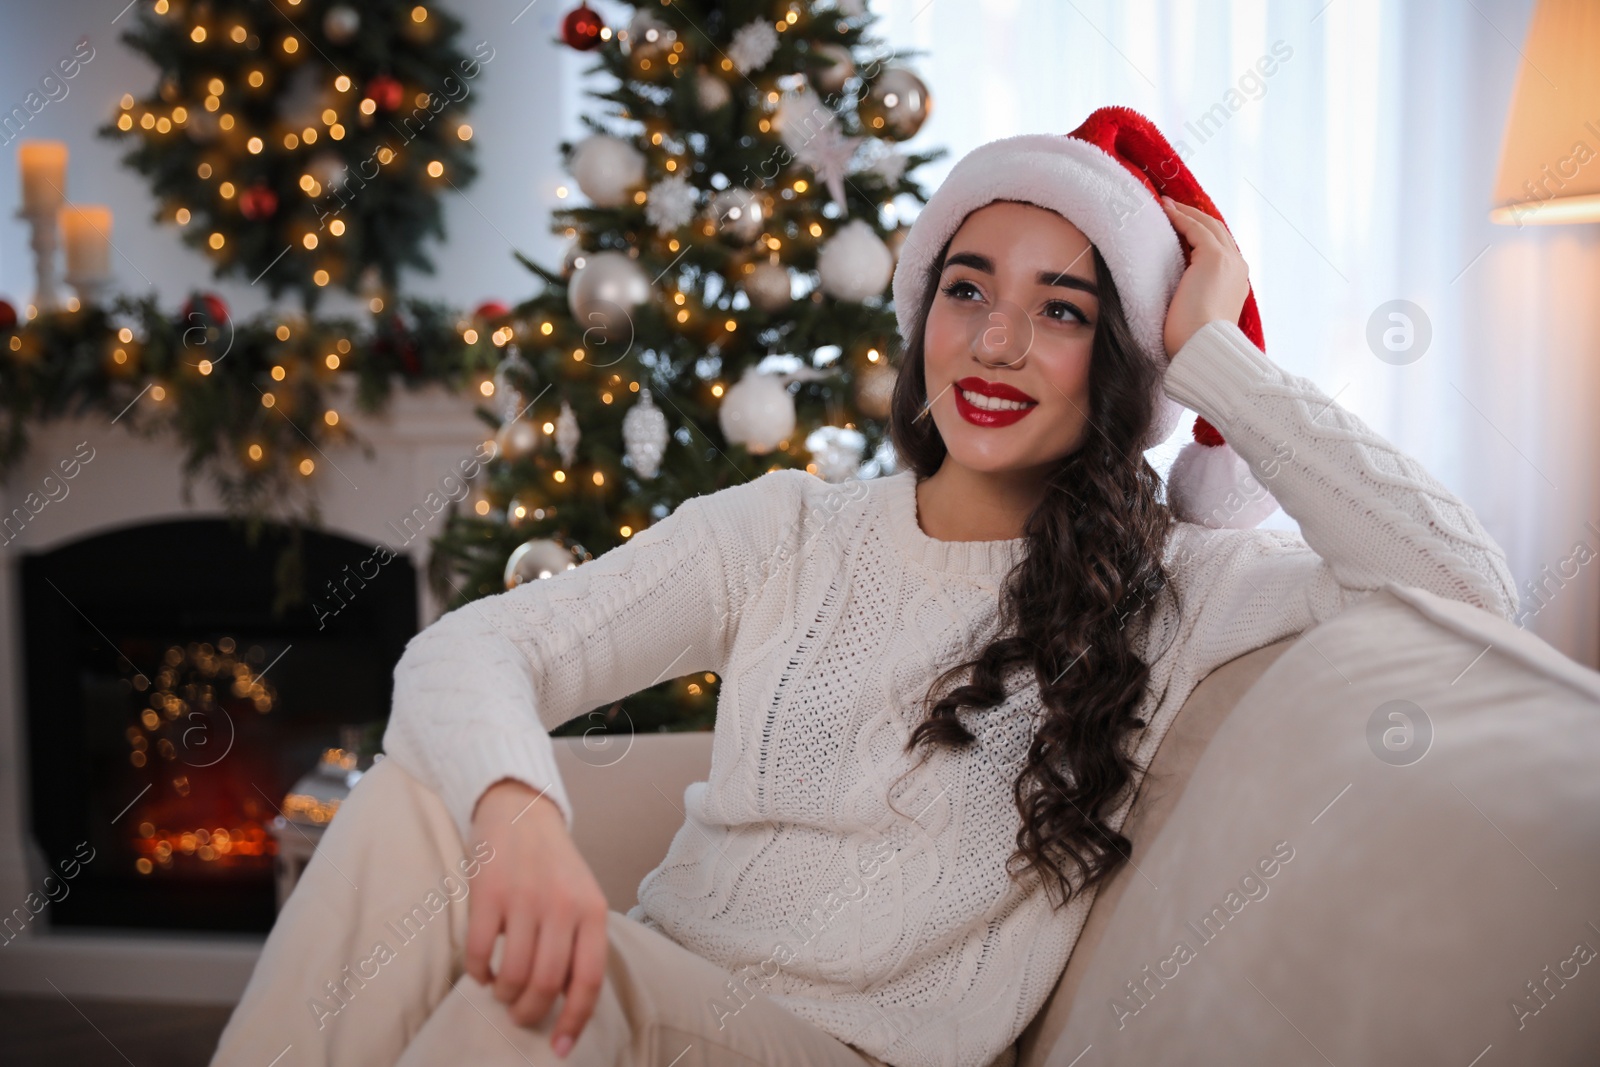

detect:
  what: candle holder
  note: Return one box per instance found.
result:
[66,272,110,309]
[17,206,61,313]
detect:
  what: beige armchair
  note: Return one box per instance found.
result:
[553,584,1600,1065]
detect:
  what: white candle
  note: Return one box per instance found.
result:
[63,204,112,281]
[19,141,67,213]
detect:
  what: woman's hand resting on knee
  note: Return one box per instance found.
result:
[467,778,609,1059]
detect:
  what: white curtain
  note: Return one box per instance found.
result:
[868,0,1600,667]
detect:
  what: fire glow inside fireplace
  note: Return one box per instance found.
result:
[19,518,417,934]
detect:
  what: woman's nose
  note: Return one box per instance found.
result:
[970,298,1033,369]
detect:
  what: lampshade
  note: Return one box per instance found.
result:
[1489,0,1600,225]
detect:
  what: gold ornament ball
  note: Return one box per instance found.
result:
[504,537,577,589]
[859,67,932,141]
[810,43,855,95]
[854,360,897,420]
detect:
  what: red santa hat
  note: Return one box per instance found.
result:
[890,104,1279,529]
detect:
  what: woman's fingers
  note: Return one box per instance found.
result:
[1163,197,1224,253]
[511,907,575,1028]
[549,909,609,1056]
[494,905,538,1004]
[1164,197,1243,259]
[464,890,502,986]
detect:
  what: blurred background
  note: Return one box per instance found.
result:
[0,0,1595,1062]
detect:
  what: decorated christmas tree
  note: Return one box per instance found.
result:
[427,0,942,731]
[103,0,484,309]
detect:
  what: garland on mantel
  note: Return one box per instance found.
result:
[0,293,512,600]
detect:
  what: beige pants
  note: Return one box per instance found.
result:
[210,754,892,1067]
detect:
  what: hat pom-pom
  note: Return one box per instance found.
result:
[1168,416,1280,529]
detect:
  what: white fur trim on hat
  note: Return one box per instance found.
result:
[891,133,1187,450]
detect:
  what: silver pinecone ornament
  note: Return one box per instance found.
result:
[493,344,534,423]
[555,399,581,467]
[622,387,670,479]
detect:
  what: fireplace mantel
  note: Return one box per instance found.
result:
[0,382,488,1002]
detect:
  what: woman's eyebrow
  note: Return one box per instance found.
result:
[943,250,1099,298]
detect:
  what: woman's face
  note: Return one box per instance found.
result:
[921,200,1101,476]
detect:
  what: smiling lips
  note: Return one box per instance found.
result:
[953,376,1039,427]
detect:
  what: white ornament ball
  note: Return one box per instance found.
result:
[504,538,577,589]
[718,367,796,454]
[817,219,894,302]
[743,259,793,312]
[567,251,651,344]
[804,424,866,483]
[323,5,361,43]
[709,187,766,244]
[307,151,348,192]
[570,134,646,208]
[495,417,540,459]
[624,9,676,54]
[696,67,732,111]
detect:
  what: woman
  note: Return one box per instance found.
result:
[210,108,1517,1067]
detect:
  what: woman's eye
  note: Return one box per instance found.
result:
[1044,300,1089,325]
[939,280,980,301]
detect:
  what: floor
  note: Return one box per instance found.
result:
[0,994,233,1066]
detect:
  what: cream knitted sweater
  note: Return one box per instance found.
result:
[382,318,1518,1067]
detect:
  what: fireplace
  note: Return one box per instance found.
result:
[0,386,483,1001]
[19,518,417,935]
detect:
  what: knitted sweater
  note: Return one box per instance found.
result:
[382,318,1519,1067]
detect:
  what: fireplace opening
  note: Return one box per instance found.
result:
[19,518,418,934]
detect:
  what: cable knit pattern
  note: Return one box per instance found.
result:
[382,318,1518,1067]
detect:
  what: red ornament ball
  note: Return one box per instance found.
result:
[238,183,279,221]
[365,75,405,112]
[180,292,230,328]
[561,3,604,50]
[474,300,510,320]
[0,298,16,331]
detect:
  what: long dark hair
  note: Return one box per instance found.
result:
[885,226,1185,911]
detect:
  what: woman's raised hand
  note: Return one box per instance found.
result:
[467,778,610,1059]
[1159,195,1252,361]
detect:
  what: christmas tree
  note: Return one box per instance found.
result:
[428,0,942,732]
[102,0,484,309]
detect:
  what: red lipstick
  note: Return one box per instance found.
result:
[952,377,1038,428]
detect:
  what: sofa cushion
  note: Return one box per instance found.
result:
[1032,582,1600,1064]
[1014,633,1298,1066]
[552,730,714,912]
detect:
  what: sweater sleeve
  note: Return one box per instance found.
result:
[1159,318,1519,670]
[381,468,804,844]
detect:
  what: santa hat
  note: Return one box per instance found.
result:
[890,104,1279,529]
